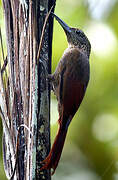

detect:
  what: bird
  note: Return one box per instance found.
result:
[41,13,91,175]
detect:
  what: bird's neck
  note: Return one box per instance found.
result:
[67,43,88,57]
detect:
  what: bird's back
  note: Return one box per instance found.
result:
[53,47,90,96]
[53,47,90,121]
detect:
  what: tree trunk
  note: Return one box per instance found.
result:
[1,0,55,179]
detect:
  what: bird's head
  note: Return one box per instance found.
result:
[52,13,91,58]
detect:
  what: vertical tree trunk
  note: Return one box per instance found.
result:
[1,0,55,179]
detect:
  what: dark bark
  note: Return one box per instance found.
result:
[1,0,56,179]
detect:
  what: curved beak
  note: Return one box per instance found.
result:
[51,13,71,33]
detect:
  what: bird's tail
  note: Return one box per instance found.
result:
[41,123,67,175]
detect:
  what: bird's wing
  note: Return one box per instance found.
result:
[58,60,87,129]
[62,68,86,115]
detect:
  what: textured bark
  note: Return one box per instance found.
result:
[1,0,55,179]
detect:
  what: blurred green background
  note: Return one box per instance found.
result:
[0,0,118,179]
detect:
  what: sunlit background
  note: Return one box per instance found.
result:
[0,0,118,179]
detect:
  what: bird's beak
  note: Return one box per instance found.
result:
[51,13,71,33]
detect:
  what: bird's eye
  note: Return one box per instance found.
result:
[75,30,81,35]
[76,30,85,38]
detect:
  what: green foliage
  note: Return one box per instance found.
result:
[108,2,118,37]
[51,1,118,180]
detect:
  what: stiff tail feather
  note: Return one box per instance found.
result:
[40,125,67,175]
